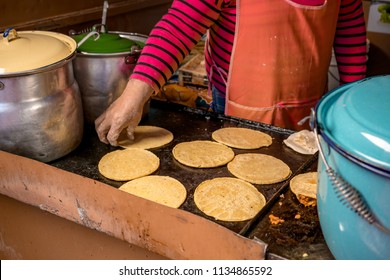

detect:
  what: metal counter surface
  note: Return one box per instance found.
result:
[50,100,333,260]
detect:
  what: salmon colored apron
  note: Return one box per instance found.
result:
[225,0,340,130]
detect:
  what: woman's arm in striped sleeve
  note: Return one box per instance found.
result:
[131,0,226,92]
[334,0,367,84]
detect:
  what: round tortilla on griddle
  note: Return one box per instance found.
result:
[118,125,174,149]
[194,177,266,222]
[98,148,159,181]
[212,127,272,149]
[119,175,187,208]
[172,140,235,168]
[290,172,318,207]
[227,153,291,184]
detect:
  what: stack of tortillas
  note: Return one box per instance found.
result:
[211,127,272,149]
[98,148,160,181]
[118,125,174,149]
[172,140,235,168]
[119,175,187,208]
[227,153,291,184]
[194,177,266,222]
[290,171,318,207]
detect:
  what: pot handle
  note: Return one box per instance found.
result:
[3,28,18,42]
[77,31,100,48]
[101,1,109,29]
[125,45,142,64]
[310,109,390,235]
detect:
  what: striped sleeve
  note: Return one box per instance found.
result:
[130,0,226,92]
[334,0,367,84]
[204,3,236,96]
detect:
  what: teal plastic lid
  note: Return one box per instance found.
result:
[316,75,390,170]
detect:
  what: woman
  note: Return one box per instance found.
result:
[96,0,367,146]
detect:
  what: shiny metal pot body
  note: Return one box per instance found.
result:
[73,32,147,124]
[0,56,84,162]
[73,52,134,124]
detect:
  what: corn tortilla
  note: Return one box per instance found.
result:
[172,140,235,168]
[194,177,266,222]
[290,172,318,199]
[98,148,160,181]
[227,153,291,184]
[118,125,174,149]
[119,175,187,208]
[212,127,272,149]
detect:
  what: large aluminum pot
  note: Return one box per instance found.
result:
[312,75,390,259]
[72,28,147,124]
[0,29,83,163]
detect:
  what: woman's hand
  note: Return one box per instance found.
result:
[95,78,154,146]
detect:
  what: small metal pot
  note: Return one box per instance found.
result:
[72,27,147,124]
[312,75,390,259]
[0,29,84,162]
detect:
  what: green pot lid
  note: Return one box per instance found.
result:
[73,31,136,54]
[316,75,390,170]
[0,29,76,74]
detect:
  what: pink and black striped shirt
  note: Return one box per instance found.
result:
[131,0,367,96]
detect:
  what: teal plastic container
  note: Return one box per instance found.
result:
[314,75,390,259]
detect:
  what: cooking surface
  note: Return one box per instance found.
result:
[50,99,333,259]
[247,162,334,260]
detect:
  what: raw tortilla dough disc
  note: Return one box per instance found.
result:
[172,140,235,168]
[194,177,266,222]
[227,153,291,184]
[283,129,318,155]
[119,175,187,208]
[98,148,160,181]
[211,127,272,149]
[290,172,318,206]
[118,125,174,149]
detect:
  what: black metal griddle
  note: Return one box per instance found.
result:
[50,99,334,260]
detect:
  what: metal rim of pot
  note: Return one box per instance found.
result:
[73,28,147,65]
[0,54,77,78]
[313,75,390,176]
[72,24,146,56]
[314,120,390,179]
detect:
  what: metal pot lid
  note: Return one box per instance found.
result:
[0,29,76,74]
[316,75,390,170]
[73,28,137,54]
